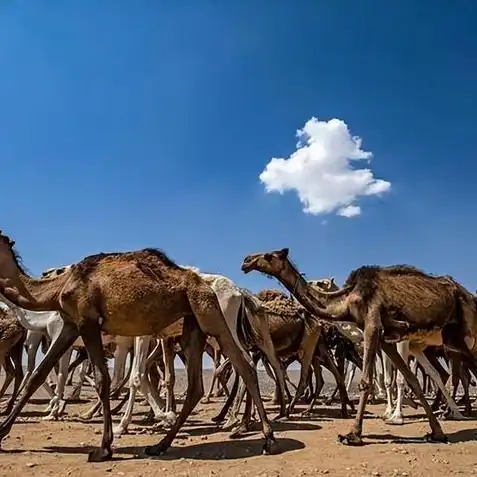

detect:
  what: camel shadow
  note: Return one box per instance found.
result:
[365,427,477,444]
[42,437,304,460]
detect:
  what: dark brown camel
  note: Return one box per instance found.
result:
[0,231,278,462]
[241,247,477,445]
[0,308,25,415]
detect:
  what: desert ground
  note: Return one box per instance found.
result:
[0,369,476,477]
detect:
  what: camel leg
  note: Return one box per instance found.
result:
[145,316,206,456]
[110,343,129,398]
[222,375,248,431]
[302,357,324,416]
[200,305,277,454]
[43,348,73,420]
[1,341,25,415]
[414,350,466,420]
[70,359,90,401]
[229,354,262,437]
[78,324,113,463]
[252,314,288,420]
[113,336,151,437]
[382,350,394,419]
[287,325,321,415]
[162,338,177,413]
[203,345,221,403]
[17,332,43,397]
[338,314,381,446]
[0,357,14,412]
[321,344,354,417]
[381,343,446,442]
[0,324,78,446]
[211,369,239,423]
[385,341,409,425]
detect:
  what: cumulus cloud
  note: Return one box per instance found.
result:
[259,118,391,217]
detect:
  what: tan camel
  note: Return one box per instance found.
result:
[0,308,25,414]
[241,247,477,446]
[0,231,277,462]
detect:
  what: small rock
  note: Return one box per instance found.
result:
[26,463,36,468]
[117,473,125,476]
[372,472,381,477]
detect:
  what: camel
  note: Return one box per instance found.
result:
[214,288,355,434]
[0,308,25,414]
[381,341,465,425]
[0,231,278,462]
[241,247,477,446]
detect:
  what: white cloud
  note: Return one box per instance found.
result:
[259,117,391,217]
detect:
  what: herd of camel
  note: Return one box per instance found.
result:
[0,229,476,463]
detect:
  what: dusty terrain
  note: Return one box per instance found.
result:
[0,369,476,477]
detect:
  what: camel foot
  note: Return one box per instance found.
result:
[273,409,288,421]
[385,416,404,426]
[438,408,468,421]
[42,413,58,422]
[229,423,250,439]
[145,440,170,456]
[340,409,350,419]
[423,432,448,444]
[211,414,225,423]
[87,447,112,462]
[337,432,364,446]
[201,397,211,404]
[221,417,241,432]
[262,437,280,455]
[300,409,312,418]
[113,426,128,438]
[79,411,95,421]
[381,409,393,420]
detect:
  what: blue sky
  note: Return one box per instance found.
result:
[2,0,477,301]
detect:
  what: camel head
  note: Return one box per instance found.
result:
[41,265,72,279]
[241,248,289,276]
[0,230,22,284]
[309,278,337,292]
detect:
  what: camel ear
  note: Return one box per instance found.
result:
[277,248,289,258]
[330,277,335,285]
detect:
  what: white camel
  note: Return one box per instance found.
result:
[382,341,466,424]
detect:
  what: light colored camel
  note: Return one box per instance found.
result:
[0,232,278,462]
[381,341,465,424]
[241,247,477,446]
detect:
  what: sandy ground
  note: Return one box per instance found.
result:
[0,369,476,477]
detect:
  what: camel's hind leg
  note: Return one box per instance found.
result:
[338,310,381,446]
[145,316,206,456]
[79,323,113,463]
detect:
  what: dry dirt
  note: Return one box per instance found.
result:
[0,369,476,477]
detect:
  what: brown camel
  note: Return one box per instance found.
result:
[214,288,354,433]
[241,247,477,445]
[0,231,277,461]
[0,308,25,414]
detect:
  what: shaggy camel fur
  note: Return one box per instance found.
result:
[0,308,25,414]
[241,247,477,446]
[214,288,354,434]
[0,231,277,462]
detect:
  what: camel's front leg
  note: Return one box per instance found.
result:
[338,311,380,446]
